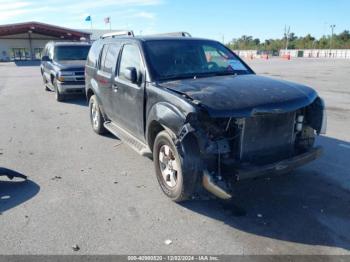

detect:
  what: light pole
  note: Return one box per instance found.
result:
[330,24,336,56]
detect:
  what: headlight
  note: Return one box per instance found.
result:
[59,71,75,76]
[57,71,74,81]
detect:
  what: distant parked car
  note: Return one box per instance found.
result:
[40,41,91,102]
[85,31,327,202]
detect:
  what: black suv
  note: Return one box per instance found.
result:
[41,41,91,102]
[85,32,327,202]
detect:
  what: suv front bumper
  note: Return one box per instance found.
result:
[235,146,323,181]
[202,146,323,200]
[57,81,85,95]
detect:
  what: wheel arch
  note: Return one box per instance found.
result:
[146,102,187,151]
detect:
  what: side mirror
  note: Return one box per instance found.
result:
[123,67,138,84]
[41,55,51,62]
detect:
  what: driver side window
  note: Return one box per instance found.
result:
[118,44,143,81]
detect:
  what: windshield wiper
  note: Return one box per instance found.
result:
[158,74,197,81]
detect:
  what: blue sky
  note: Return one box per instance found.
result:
[0,0,348,42]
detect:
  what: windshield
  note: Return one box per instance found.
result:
[54,45,91,61]
[144,40,253,81]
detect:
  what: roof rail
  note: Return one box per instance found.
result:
[150,32,192,37]
[101,30,134,39]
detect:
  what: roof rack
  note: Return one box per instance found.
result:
[149,32,192,37]
[101,30,134,39]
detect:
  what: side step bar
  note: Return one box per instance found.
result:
[104,121,152,158]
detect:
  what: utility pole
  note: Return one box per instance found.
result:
[284,25,290,50]
[330,24,336,55]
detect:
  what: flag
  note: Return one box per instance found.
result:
[85,16,91,22]
[104,17,110,24]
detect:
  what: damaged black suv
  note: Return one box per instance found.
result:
[85,32,327,202]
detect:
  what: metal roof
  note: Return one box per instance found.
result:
[0,21,91,40]
[49,41,91,46]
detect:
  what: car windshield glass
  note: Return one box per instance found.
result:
[54,46,91,61]
[144,40,252,81]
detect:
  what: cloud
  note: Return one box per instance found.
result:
[132,11,155,20]
[0,1,31,11]
[0,0,162,22]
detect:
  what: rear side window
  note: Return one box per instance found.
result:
[86,41,102,67]
[99,44,121,74]
[99,45,109,71]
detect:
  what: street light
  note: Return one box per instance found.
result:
[330,24,336,56]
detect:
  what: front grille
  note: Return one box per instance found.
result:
[240,112,296,165]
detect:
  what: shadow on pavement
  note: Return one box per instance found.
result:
[62,96,88,107]
[14,61,41,67]
[182,136,350,250]
[0,169,40,213]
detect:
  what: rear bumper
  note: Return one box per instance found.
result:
[57,81,85,94]
[235,146,323,181]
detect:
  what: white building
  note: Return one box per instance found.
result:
[0,22,91,61]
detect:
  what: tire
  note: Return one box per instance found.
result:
[89,95,107,135]
[41,72,50,91]
[53,79,65,102]
[153,130,200,202]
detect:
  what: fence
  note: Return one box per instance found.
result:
[279,49,350,59]
[233,49,350,59]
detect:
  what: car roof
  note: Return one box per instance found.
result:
[49,41,91,47]
[99,36,217,44]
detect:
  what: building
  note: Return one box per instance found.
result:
[0,21,91,61]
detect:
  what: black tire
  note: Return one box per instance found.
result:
[41,71,50,91]
[153,130,200,202]
[53,79,65,102]
[89,95,107,135]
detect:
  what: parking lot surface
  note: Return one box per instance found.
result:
[0,58,350,255]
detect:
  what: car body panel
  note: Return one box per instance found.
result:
[159,75,318,117]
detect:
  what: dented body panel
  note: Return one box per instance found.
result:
[158,75,318,117]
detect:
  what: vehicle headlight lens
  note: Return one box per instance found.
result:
[57,71,74,81]
[59,71,74,76]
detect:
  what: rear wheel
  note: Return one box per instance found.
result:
[153,130,199,202]
[89,95,107,135]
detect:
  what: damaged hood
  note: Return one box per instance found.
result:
[160,75,318,117]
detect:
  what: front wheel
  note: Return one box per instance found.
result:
[89,95,107,135]
[53,79,65,102]
[153,131,199,202]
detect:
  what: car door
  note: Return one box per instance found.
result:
[111,43,146,141]
[95,43,121,119]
